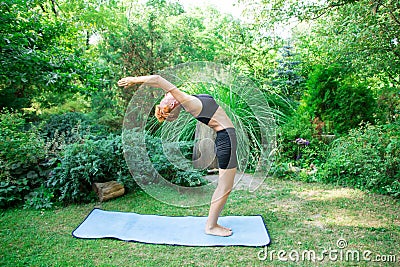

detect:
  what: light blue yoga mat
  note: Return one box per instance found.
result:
[72,209,270,247]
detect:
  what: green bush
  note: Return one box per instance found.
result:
[0,111,45,171]
[48,134,133,204]
[376,84,400,123]
[0,111,51,208]
[49,130,207,204]
[145,134,208,187]
[23,185,54,210]
[305,64,376,134]
[317,121,400,197]
[273,103,331,180]
[40,112,108,144]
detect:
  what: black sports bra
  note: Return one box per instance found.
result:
[193,94,219,125]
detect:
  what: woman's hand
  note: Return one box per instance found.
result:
[117,77,137,88]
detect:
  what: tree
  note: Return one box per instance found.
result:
[305,64,377,134]
[239,0,399,124]
[240,0,400,82]
[99,0,266,103]
[271,42,305,100]
[0,0,123,111]
[1,0,67,109]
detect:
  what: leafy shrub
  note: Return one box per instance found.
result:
[48,134,133,203]
[0,111,45,171]
[0,111,51,208]
[89,89,125,132]
[376,84,400,123]
[273,103,331,179]
[23,185,54,210]
[40,112,107,144]
[145,134,207,187]
[305,64,376,134]
[49,129,207,204]
[37,92,91,115]
[317,122,400,197]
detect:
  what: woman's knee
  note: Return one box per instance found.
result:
[218,168,235,190]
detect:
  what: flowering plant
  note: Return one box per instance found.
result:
[294,138,310,160]
[295,138,310,146]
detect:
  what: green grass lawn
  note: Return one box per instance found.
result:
[1,177,399,266]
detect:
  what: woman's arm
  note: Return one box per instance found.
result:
[117,75,176,92]
[117,75,200,112]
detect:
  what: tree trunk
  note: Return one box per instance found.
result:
[92,181,125,202]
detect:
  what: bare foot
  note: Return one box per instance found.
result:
[220,225,232,231]
[205,224,233,237]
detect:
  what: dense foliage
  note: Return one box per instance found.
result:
[145,134,208,187]
[318,122,400,197]
[48,133,135,204]
[305,64,377,134]
[0,111,47,207]
[0,0,114,111]
[0,111,207,206]
[1,0,399,208]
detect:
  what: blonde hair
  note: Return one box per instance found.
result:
[154,105,172,122]
[154,92,181,122]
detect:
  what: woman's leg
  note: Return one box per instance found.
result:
[205,167,236,236]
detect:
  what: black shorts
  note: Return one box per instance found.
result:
[215,128,237,169]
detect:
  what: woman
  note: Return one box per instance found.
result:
[118,75,237,237]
